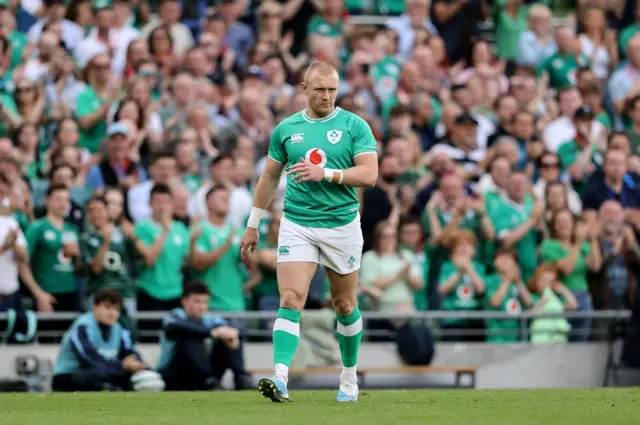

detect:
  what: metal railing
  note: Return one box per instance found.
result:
[0,310,630,342]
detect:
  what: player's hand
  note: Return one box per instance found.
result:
[240,227,259,261]
[287,158,325,184]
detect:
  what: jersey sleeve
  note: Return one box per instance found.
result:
[267,124,287,164]
[539,240,564,264]
[352,116,378,157]
[134,221,154,246]
[80,233,97,264]
[74,89,99,118]
[25,223,39,259]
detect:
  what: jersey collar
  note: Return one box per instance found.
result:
[302,107,341,124]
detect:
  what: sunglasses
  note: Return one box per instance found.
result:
[15,86,33,93]
[540,162,559,169]
[261,12,280,18]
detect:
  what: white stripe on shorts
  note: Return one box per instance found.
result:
[337,318,363,337]
[273,318,300,337]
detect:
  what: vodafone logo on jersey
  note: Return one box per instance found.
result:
[305,148,327,168]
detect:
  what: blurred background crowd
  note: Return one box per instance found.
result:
[0,0,638,344]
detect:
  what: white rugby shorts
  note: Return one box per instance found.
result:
[277,215,363,275]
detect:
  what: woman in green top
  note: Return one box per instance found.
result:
[360,220,424,316]
[82,196,136,332]
[539,209,602,342]
[484,249,533,343]
[437,229,486,342]
[74,53,117,153]
[493,0,529,60]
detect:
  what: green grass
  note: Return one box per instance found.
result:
[0,389,639,425]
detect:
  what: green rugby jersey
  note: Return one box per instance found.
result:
[268,107,377,228]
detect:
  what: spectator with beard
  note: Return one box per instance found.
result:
[591,200,640,310]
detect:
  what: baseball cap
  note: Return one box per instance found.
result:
[574,105,595,120]
[455,112,479,126]
[107,122,130,138]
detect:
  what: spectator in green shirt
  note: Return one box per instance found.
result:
[307,0,344,39]
[247,210,282,312]
[539,209,602,342]
[189,185,249,312]
[484,248,533,343]
[26,185,81,311]
[437,229,486,342]
[537,25,589,90]
[75,53,120,153]
[132,183,190,311]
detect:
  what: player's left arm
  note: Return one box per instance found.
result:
[331,153,378,187]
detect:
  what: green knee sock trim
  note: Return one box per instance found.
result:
[336,307,361,326]
[276,308,301,323]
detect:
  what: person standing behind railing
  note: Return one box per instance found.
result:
[359,220,433,365]
[437,229,486,342]
[484,248,533,343]
[539,209,602,342]
[81,196,136,332]
[528,264,577,344]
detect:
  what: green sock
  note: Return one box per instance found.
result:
[336,307,363,368]
[272,308,301,369]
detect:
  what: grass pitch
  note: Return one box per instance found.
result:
[1,388,639,425]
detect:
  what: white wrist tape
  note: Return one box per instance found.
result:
[324,168,335,182]
[324,169,344,184]
[247,207,268,229]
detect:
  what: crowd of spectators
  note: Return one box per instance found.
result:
[0,0,638,344]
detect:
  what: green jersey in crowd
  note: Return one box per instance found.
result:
[254,239,279,298]
[81,226,134,299]
[75,86,107,153]
[557,139,603,195]
[268,107,377,228]
[537,52,589,89]
[489,195,538,282]
[483,275,525,343]
[540,239,592,292]
[191,221,246,311]
[438,260,485,326]
[26,218,79,294]
[134,219,189,300]
[307,15,343,38]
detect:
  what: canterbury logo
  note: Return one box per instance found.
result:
[279,245,290,255]
[290,133,304,143]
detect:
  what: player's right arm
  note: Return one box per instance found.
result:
[240,126,286,260]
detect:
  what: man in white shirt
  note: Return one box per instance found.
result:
[27,0,84,51]
[140,0,194,56]
[387,0,438,60]
[0,174,55,312]
[74,0,140,76]
[24,30,58,83]
[543,86,604,152]
[127,152,177,222]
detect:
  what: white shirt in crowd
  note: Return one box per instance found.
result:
[191,184,253,228]
[0,216,26,296]
[542,116,605,153]
[140,18,194,56]
[74,26,140,76]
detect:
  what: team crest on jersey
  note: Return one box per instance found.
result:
[173,235,183,246]
[506,298,521,315]
[457,283,474,300]
[327,130,342,144]
[44,230,56,241]
[305,148,327,167]
[57,249,71,264]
